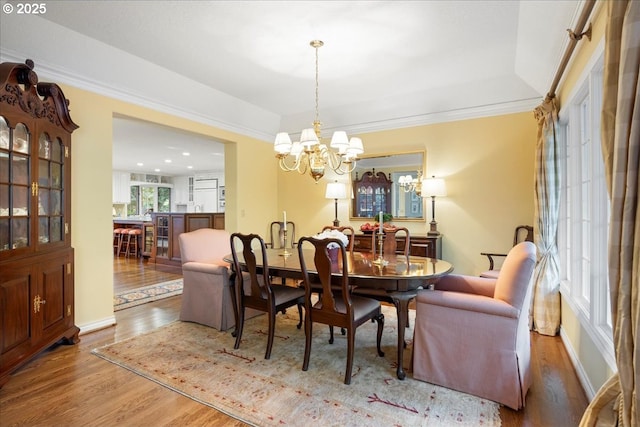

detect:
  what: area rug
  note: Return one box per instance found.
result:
[113,279,183,311]
[92,306,501,426]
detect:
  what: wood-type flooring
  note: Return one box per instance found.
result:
[0,256,589,426]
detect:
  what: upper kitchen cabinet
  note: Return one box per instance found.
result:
[112,171,131,204]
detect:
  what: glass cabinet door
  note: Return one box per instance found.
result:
[0,117,31,252]
[37,132,65,246]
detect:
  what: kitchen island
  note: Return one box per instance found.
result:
[113,213,224,264]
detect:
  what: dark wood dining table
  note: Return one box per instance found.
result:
[224,248,453,380]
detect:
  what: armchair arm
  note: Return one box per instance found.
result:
[480,252,507,270]
[181,261,230,279]
[434,274,496,298]
[416,289,519,318]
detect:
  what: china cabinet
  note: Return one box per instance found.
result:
[352,169,392,218]
[0,60,80,387]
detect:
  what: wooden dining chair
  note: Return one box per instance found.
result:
[298,236,385,384]
[480,225,533,279]
[371,226,410,258]
[321,225,355,252]
[267,221,296,249]
[230,232,304,359]
[358,226,412,328]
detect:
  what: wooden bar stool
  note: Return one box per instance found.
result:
[117,228,130,257]
[125,228,142,258]
[113,228,125,256]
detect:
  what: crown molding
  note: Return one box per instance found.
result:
[0,49,275,143]
[1,49,540,143]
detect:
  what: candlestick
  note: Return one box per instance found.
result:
[283,211,287,231]
[279,229,291,257]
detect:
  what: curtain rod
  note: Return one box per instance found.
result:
[546,0,597,101]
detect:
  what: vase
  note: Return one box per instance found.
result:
[328,246,339,262]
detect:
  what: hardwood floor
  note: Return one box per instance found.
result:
[0,258,589,426]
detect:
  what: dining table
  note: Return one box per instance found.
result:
[224,247,453,380]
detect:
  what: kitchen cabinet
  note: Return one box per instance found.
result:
[149,213,224,266]
[112,171,130,204]
[352,233,442,259]
[0,60,79,387]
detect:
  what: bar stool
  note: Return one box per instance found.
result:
[117,228,130,257]
[113,228,125,256]
[125,228,142,258]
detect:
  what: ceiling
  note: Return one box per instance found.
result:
[0,1,585,176]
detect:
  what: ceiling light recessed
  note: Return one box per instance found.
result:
[164,159,172,163]
[137,162,144,166]
[154,168,160,172]
[182,152,190,156]
[187,165,193,169]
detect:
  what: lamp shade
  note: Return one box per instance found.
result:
[422,176,447,197]
[325,181,347,199]
[274,132,292,154]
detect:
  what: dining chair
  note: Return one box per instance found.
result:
[370,226,410,258]
[298,236,385,384]
[230,232,304,359]
[267,221,296,249]
[357,226,412,328]
[480,225,533,278]
[321,225,355,252]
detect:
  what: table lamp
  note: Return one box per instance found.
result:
[422,176,447,236]
[325,181,347,226]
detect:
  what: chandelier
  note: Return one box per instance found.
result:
[398,170,424,196]
[274,40,364,182]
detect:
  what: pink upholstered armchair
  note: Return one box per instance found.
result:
[412,241,537,410]
[179,228,260,331]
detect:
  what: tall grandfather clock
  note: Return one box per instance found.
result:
[0,60,80,387]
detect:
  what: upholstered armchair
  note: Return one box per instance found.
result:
[412,241,537,410]
[179,228,259,331]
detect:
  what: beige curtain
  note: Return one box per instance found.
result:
[531,98,561,336]
[580,1,640,426]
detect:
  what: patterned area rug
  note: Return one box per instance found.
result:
[113,279,183,311]
[92,306,501,426]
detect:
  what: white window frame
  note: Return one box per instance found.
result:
[557,45,614,370]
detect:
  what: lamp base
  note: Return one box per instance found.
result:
[427,220,441,236]
[333,219,340,227]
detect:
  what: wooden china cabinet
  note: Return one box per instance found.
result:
[0,60,80,387]
[352,169,392,218]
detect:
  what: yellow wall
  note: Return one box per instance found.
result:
[62,85,275,330]
[279,112,537,276]
[66,74,536,332]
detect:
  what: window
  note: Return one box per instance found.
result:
[128,184,173,215]
[558,51,613,367]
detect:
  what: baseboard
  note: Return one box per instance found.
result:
[79,316,117,335]
[559,325,596,400]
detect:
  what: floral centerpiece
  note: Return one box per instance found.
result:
[312,228,350,249]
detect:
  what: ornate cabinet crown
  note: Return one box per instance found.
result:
[0,59,80,388]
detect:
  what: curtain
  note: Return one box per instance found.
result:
[581,1,640,426]
[531,97,561,336]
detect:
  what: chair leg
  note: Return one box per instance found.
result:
[264,311,276,360]
[302,316,312,372]
[344,328,355,384]
[375,312,385,357]
[296,304,303,329]
[329,325,334,344]
[234,308,245,349]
